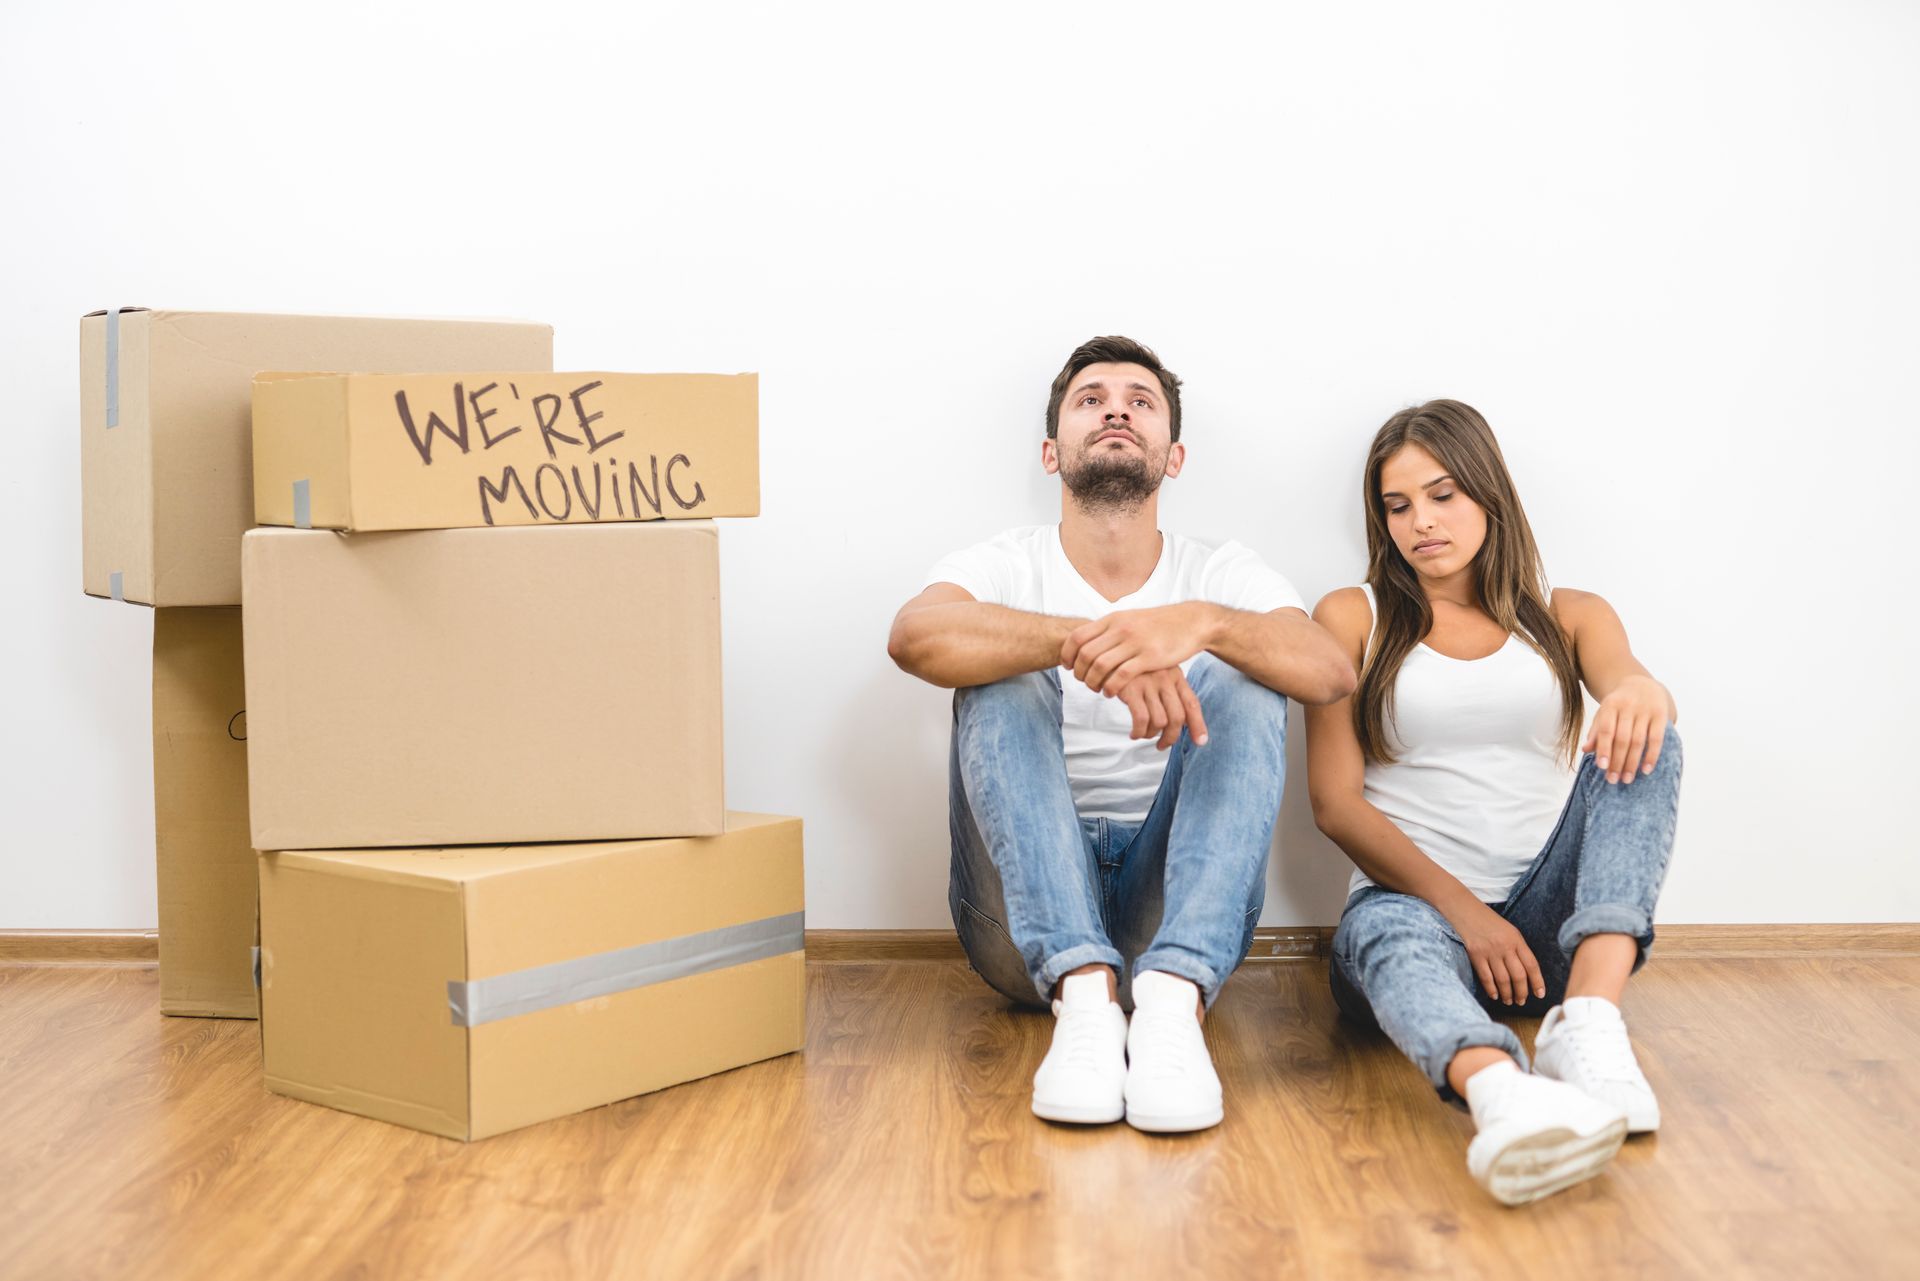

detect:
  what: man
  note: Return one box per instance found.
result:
[888,336,1354,1132]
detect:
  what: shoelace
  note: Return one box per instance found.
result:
[1563,1019,1643,1085]
[1054,1008,1113,1073]
[1130,1009,1205,1081]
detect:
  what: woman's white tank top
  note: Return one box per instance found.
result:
[1350,584,1575,903]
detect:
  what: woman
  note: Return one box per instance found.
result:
[1306,399,1682,1206]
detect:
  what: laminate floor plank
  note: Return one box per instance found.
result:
[2,956,1915,1279]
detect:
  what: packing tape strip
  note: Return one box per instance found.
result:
[446,909,805,1028]
[105,307,119,428]
[252,946,261,989]
[109,571,124,602]
[292,479,311,529]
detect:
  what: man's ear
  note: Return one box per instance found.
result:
[1041,437,1061,475]
[1163,441,1186,479]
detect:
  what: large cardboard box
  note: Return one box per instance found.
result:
[153,607,257,1018]
[259,813,806,1141]
[253,372,758,531]
[80,308,553,606]
[241,521,724,850]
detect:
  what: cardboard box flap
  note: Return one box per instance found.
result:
[462,816,805,978]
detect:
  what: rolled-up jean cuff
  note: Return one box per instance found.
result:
[1558,905,1655,972]
[1132,951,1223,1009]
[1036,943,1127,1003]
[1429,1023,1531,1106]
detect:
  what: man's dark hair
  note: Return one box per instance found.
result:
[1044,336,1184,443]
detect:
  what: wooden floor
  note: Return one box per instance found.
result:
[3,954,1917,1280]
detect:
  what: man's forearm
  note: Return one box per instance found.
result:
[888,602,1085,689]
[1204,606,1358,705]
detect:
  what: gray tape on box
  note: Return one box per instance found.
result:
[446,910,805,1028]
[109,571,124,602]
[105,308,120,428]
[252,946,261,989]
[292,479,311,529]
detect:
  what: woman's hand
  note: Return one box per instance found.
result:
[1581,673,1675,785]
[1447,899,1545,1006]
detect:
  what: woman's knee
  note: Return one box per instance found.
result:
[1647,723,1683,778]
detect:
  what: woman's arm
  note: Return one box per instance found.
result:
[1305,588,1546,1005]
[1552,588,1678,785]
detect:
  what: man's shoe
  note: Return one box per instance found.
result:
[1123,971,1223,1133]
[1533,997,1661,1133]
[1464,1061,1629,1206]
[1031,972,1127,1124]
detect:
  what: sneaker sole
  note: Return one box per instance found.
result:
[1481,1118,1629,1206]
[1124,1103,1224,1134]
[1032,1097,1125,1125]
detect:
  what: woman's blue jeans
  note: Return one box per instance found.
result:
[1329,727,1684,1100]
[947,656,1289,1011]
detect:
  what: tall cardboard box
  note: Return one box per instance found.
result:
[259,814,806,1141]
[152,608,257,1018]
[253,372,759,531]
[79,309,553,606]
[241,521,724,850]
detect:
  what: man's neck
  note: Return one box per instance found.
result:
[1058,494,1164,603]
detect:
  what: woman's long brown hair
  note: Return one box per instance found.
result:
[1355,400,1583,766]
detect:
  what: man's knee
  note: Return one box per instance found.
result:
[1185,655,1287,736]
[953,668,1060,727]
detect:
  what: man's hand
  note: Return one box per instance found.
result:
[1114,668,1209,750]
[1062,603,1221,695]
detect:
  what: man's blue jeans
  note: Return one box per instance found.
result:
[947,655,1288,1011]
[1329,727,1684,1101]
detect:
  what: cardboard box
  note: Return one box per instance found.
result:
[153,607,257,1018]
[80,308,553,606]
[259,813,805,1141]
[253,372,759,532]
[241,521,724,850]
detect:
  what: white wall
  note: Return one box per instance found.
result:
[4,1,1916,930]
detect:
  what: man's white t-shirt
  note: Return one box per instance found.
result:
[923,524,1305,823]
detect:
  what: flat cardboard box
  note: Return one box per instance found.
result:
[259,813,805,1141]
[253,372,758,531]
[241,521,724,850]
[153,607,257,1018]
[80,308,553,606]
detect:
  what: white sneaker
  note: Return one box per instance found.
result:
[1123,971,1223,1133]
[1533,997,1661,1133]
[1031,973,1128,1124]
[1464,1061,1629,1206]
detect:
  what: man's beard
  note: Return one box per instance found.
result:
[1060,437,1166,513]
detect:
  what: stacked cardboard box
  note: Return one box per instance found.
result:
[240,363,804,1139]
[81,308,555,1016]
